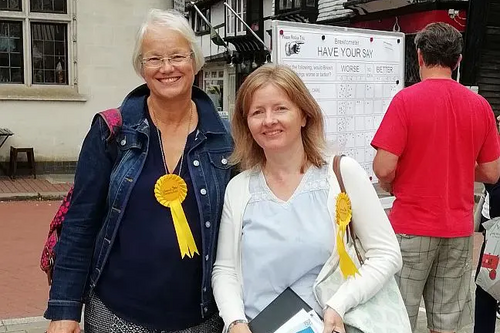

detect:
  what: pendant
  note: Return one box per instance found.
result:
[154,174,199,259]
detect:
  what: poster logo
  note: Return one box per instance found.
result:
[285,41,305,56]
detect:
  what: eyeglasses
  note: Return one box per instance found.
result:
[141,52,193,68]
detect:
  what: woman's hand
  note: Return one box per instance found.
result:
[323,307,345,333]
[229,322,252,333]
[46,320,81,333]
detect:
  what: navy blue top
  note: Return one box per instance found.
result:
[96,106,204,330]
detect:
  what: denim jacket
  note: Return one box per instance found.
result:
[45,84,234,321]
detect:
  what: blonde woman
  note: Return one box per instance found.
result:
[212,64,402,333]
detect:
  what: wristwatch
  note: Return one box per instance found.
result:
[227,319,248,333]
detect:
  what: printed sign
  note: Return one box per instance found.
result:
[272,21,405,181]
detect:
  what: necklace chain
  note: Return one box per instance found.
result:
[153,102,193,176]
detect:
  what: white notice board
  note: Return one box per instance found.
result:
[272,21,405,181]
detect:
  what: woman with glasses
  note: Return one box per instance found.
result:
[45,9,233,333]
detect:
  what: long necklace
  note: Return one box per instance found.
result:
[152,102,199,259]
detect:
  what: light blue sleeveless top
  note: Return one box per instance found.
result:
[241,165,334,319]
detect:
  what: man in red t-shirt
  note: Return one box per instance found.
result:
[372,23,500,333]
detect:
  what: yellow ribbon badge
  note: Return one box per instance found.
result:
[154,174,199,259]
[335,192,359,278]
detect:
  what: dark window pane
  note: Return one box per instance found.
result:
[43,41,54,54]
[0,52,7,66]
[306,0,315,6]
[12,38,21,52]
[33,69,43,82]
[43,70,54,83]
[54,41,65,56]
[0,21,23,83]
[9,53,20,66]
[0,0,21,11]
[33,57,42,69]
[54,0,64,12]
[0,37,8,52]
[30,0,42,11]
[0,67,9,82]
[43,55,54,68]
[31,0,67,14]
[33,41,43,58]
[43,0,51,11]
[31,22,68,84]
[0,23,7,37]
[10,67,21,82]
[9,22,20,36]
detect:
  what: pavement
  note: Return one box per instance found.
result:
[0,175,72,201]
[0,176,494,332]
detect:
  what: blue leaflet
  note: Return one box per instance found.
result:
[296,327,315,333]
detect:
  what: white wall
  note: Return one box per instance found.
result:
[0,0,171,162]
[197,2,228,58]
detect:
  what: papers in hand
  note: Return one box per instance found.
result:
[273,309,324,333]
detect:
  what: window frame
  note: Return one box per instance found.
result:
[0,0,75,87]
[276,0,314,12]
[192,7,210,34]
[202,66,226,113]
[226,0,246,36]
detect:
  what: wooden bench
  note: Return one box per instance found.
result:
[0,128,14,176]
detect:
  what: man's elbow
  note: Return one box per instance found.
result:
[484,169,500,184]
[373,165,395,182]
[478,159,500,184]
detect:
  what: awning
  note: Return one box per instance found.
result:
[224,35,266,53]
[272,10,311,23]
[269,8,318,23]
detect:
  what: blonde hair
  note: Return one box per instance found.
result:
[231,64,326,171]
[132,9,205,76]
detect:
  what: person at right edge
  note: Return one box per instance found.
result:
[474,117,500,333]
[371,22,500,333]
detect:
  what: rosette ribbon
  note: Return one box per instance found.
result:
[154,174,199,258]
[335,192,359,278]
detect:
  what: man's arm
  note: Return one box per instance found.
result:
[373,149,399,192]
[476,158,500,184]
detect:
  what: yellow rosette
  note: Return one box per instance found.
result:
[335,192,359,278]
[154,174,199,259]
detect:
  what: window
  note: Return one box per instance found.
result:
[203,68,224,112]
[277,0,306,11]
[0,0,21,11]
[0,0,72,85]
[0,21,22,83]
[192,7,210,34]
[226,0,246,35]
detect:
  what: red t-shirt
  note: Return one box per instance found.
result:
[372,79,500,237]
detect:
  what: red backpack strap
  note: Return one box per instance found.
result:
[97,108,122,141]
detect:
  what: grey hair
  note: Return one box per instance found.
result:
[132,9,205,76]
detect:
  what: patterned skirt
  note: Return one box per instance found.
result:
[84,293,224,333]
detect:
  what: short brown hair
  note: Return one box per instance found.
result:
[414,22,462,70]
[231,64,325,171]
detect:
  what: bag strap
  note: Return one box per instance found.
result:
[96,108,122,142]
[332,155,364,265]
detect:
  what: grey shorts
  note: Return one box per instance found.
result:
[395,234,473,332]
[84,293,223,333]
